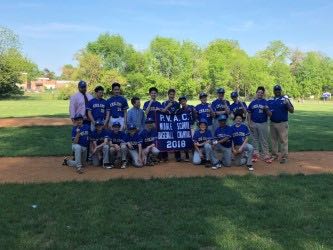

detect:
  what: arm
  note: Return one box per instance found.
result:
[69,96,76,122]
[238,136,249,152]
[123,110,128,130]
[88,110,95,124]
[161,102,172,113]
[144,100,153,115]
[73,128,80,144]
[285,99,294,113]
[104,110,110,128]
[138,144,143,164]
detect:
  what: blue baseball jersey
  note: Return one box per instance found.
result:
[192,129,213,146]
[230,101,247,117]
[125,132,143,150]
[247,99,269,123]
[176,105,196,125]
[139,128,157,148]
[214,125,233,148]
[195,103,213,126]
[71,124,90,147]
[267,97,290,123]
[90,129,108,145]
[162,100,180,114]
[87,98,107,120]
[143,100,162,119]
[107,95,128,118]
[231,124,250,146]
[211,99,230,118]
[108,130,125,145]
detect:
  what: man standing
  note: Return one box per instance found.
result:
[107,82,129,131]
[69,80,93,124]
[268,85,294,164]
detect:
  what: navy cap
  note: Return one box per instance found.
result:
[73,113,84,120]
[231,91,238,98]
[78,80,87,88]
[217,88,225,94]
[112,121,121,127]
[274,85,282,91]
[199,92,208,98]
[178,96,187,102]
[145,117,155,124]
[95,119,104,126]
[218,114,228,121]
[198,118,208,125]
[128,124,137,130]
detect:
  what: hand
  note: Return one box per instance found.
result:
[114,144,120,151]
[128,143,134,150]
[92,148,97,154]
[213,140,218,145]
[76,128,80,133]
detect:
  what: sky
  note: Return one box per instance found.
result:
[1,0,333,74]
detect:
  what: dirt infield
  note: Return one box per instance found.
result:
[0,151,332,183]
[0,117,71,127]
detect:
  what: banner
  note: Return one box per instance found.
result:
[155,111,193,151]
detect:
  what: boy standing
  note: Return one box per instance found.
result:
[125,124,143,168]
[211,88,230,131]
[229,91,247,120]
[87,86,108,131]
[108,121,128,169]
[127,96,145,131]
[139,118,160,166]
[107,82,129,131]
[143,87,162,120]
[63,114,90,174]
[195,92,214,134]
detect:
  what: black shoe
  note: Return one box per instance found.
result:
[103,163,113,169]
[62,157,68,166]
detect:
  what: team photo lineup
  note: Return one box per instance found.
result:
[65,80,294,173]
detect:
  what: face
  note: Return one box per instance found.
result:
[96,90,104,99]
[199,123,207,131]
[112,126,120,133]
[218,92,225,99]
[150,90,158,100]
[232,96,237,102]
[234,116,242,125]
[219,120,226,127]
[113,86,121,95]
[180,99,187,107]
[256,90,264,99]
[75,118,83,126]
[168,91,175,101]
[79,86,86,94]
[96,125,103,132]
[134,100,141,108]
[274,90,282,97]
[129,129,136,135]
[200,96,207,103]
[145,122,155,130]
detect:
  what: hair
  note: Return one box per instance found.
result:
[256,86,265,93]
[112,82,121,90]
[168,89,176,95]
[233,112,243,120]
[149,87,158,93]
[131,96,140,105]
[94,86,104,92]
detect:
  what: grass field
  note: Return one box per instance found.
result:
[0,175,332,249]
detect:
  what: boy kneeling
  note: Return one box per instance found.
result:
[140,117,160,166]
[125,124,143,168]
[108,121,128,169]
[231,113,254,171]
[90,119,111,169]
[63,114,89,174]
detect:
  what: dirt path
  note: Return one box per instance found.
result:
[0,117,71,127]
[0,152,332,184]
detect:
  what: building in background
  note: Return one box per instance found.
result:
[19,77,74,92]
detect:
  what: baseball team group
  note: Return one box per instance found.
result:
[63,81,294,174]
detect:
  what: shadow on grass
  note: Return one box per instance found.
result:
[0,175,332,249]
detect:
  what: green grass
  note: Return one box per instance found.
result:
[0,175,332,249]
[0,126,72,157]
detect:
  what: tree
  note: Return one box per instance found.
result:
[257,40,290,65]
[60,64,77,80]
[42,68,56,80]
[0,26,20,54]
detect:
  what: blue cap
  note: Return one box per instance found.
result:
[231,91,238,98]
[145,117,155,124]
[73,113,84,120]
[218,114,228,121]
[199,92,208,98]
[274,85,282,91]
[178,96,187,102]
[217,88,225,94]
[112,121,121,127]
[198,118,208,125]
[78,80,87,88]
[95,119,104,126]
[128,124,137,130]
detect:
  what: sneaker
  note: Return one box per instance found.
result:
[76,167,84,174]
[247,165,254,171]
[103,163,113,169]
[280,158,287,164]
[212,163,221,170]
[121,161,127,169]
[62,157,68,166]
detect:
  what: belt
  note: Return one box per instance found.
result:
[271,120,288,123]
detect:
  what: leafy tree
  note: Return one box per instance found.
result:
[75,51,103,86]
[60,64,77,80]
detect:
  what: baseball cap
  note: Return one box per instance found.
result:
[178,96,187,102]
[95,120,104,126]
[145,117,155,124]
[231,91,238,98]
[78,80,87,88]
[218,114,228,121]
[274,85,282,91]
[217,88,225,94]
[128,124,137,130]
[112,121,121,127]
[73,113,84,120]
[198,118,208,125]
[199,92,208,98]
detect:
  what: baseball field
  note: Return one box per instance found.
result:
[0,94,332,249]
